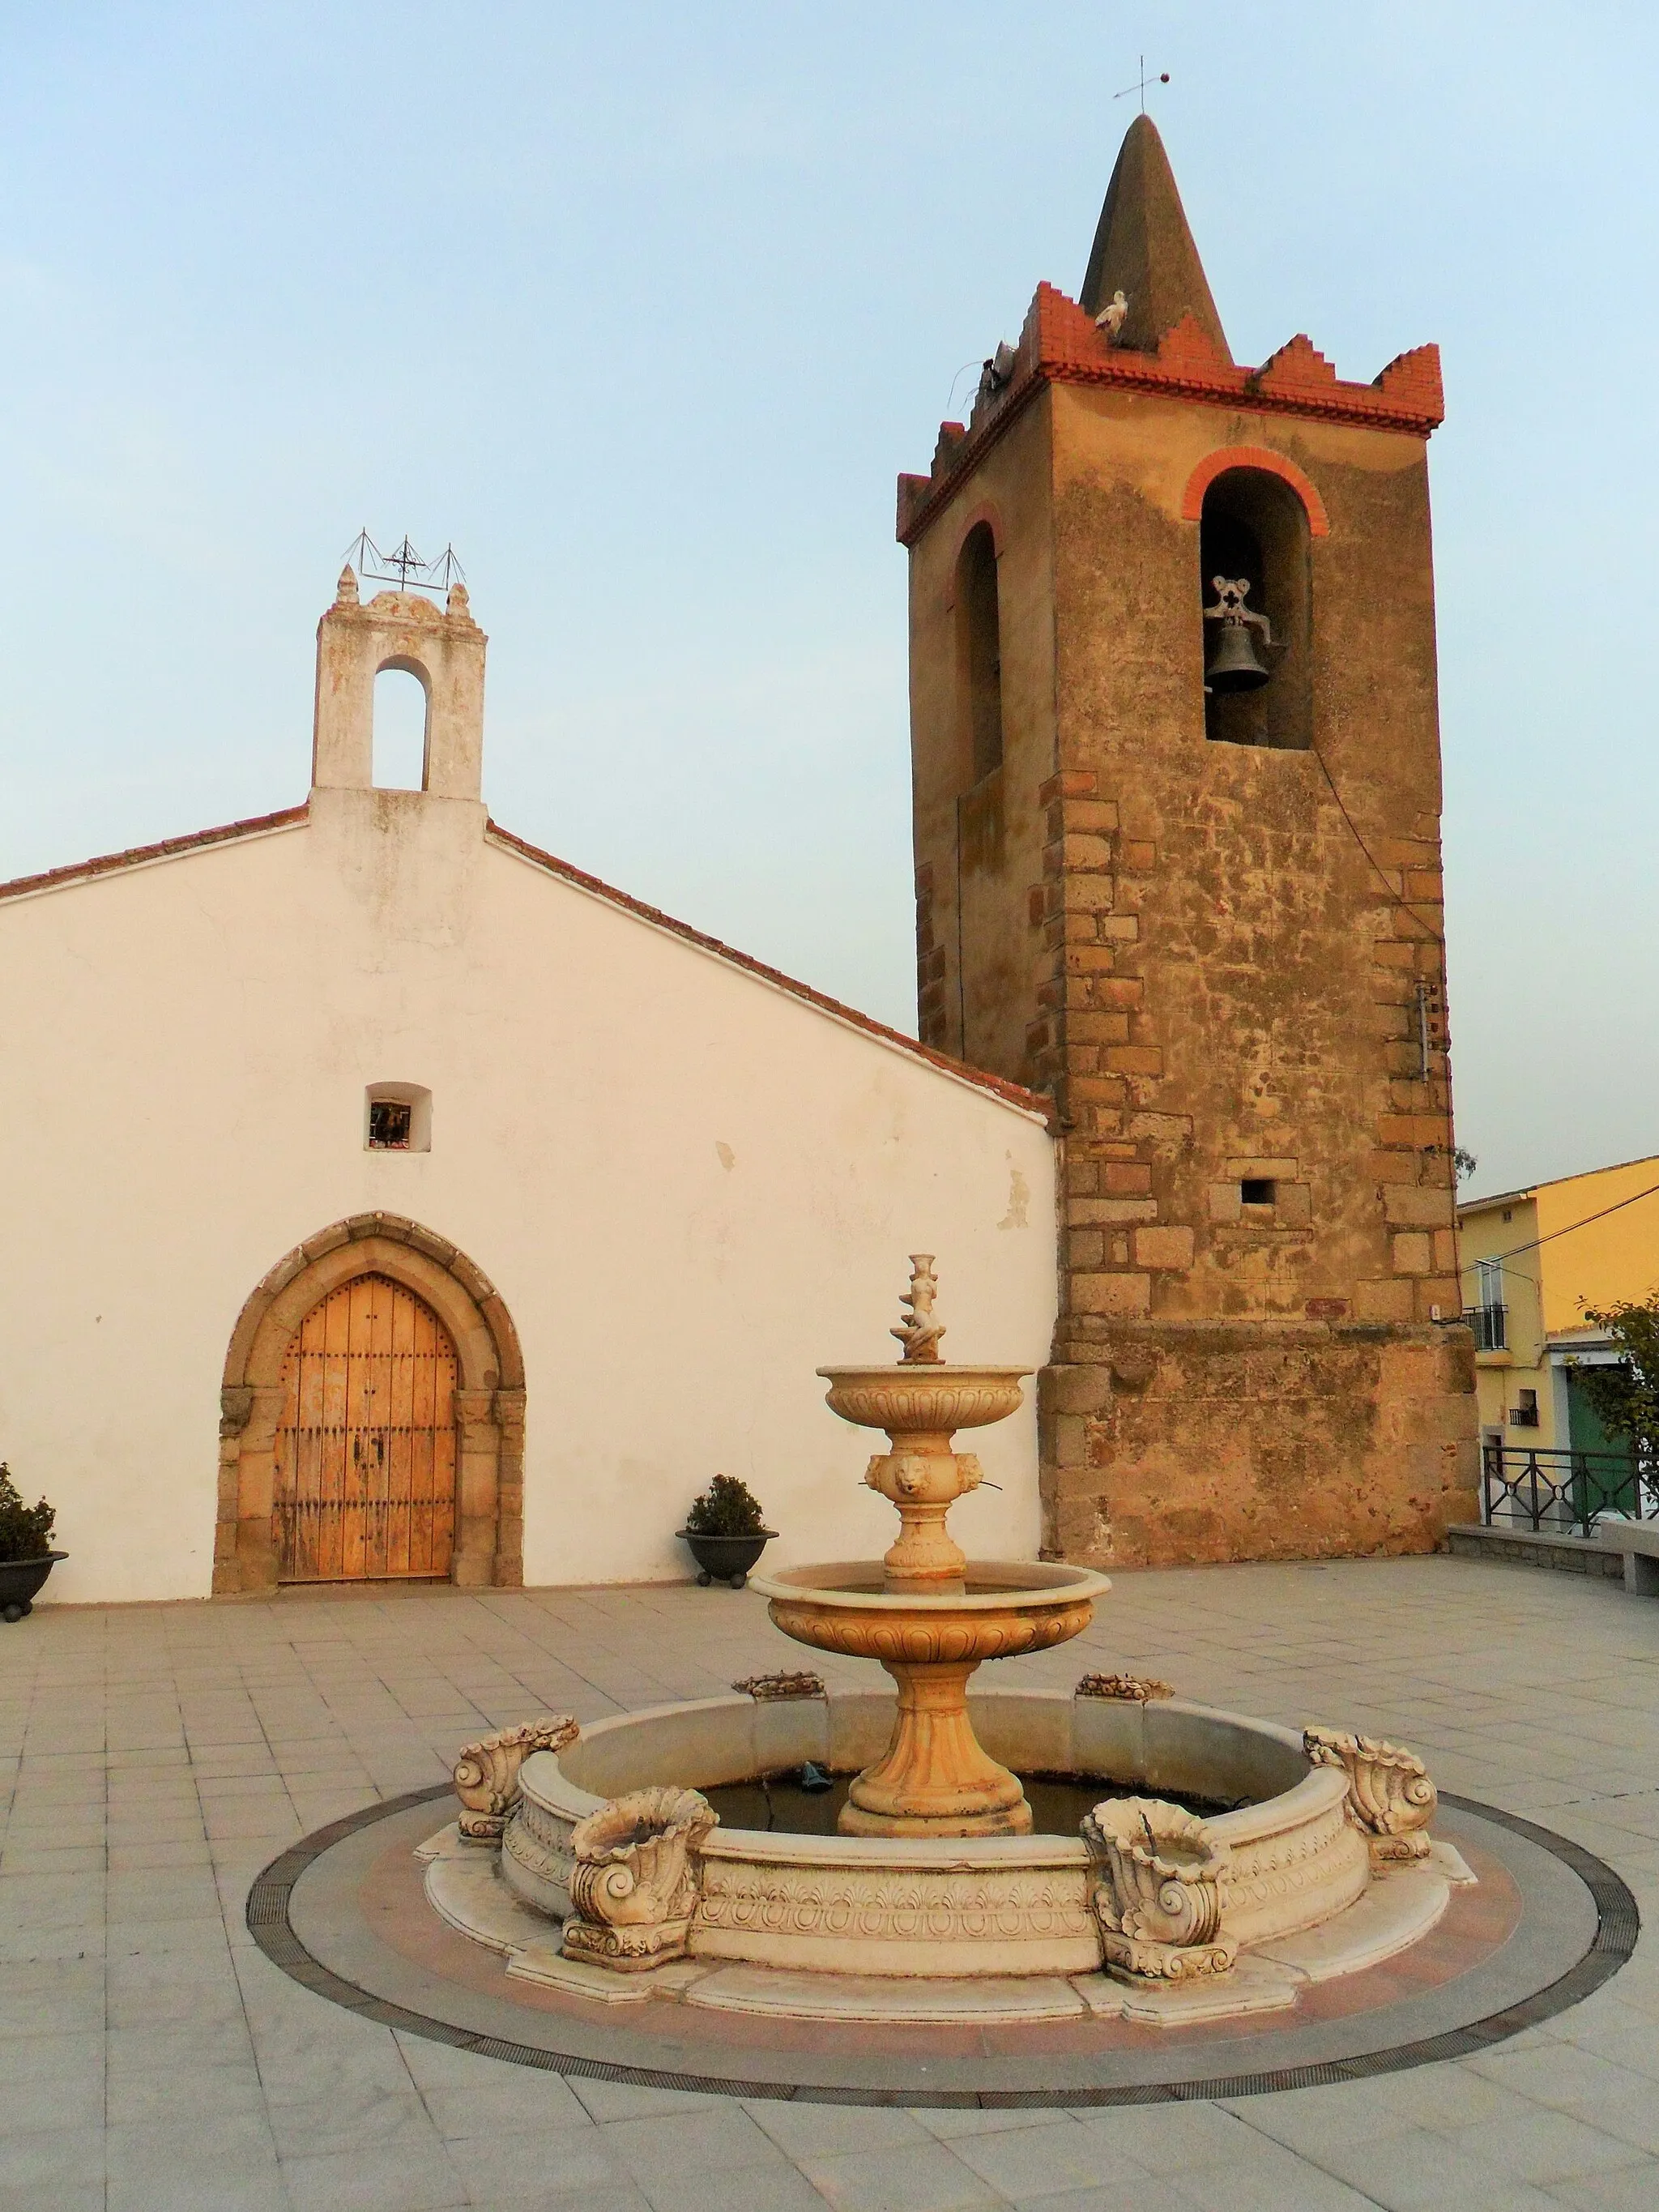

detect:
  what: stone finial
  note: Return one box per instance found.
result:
[561,1785,718,1971]
[1077,1672,1174,1703]
[452,1715,579,1843]
[335,564,360,605]
[446,580,472,621]
[891,1254,945,1365]
[1081,1796,1235,1983]
[1304,1726,1436,1864]
[731,1671,825,1702]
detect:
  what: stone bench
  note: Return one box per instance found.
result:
[1596,1518,1659,1594]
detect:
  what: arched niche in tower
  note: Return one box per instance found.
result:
[954,522,1004,788]
[1199,468,1313,751]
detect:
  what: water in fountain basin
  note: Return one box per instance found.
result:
[704,1770,1247,1838]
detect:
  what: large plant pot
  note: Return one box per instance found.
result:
[0,1552,66,1622]
[678,1530,775,1590]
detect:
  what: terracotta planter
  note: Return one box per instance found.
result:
[678,1529,775,1589]
[0,1552,66,1622]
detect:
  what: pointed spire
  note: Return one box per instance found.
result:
[1080,115,1230,363]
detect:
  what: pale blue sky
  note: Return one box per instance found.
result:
[1,3,1654,1198]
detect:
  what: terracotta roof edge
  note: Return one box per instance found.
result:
[0,804,310,905]
[484,820,1056,1126]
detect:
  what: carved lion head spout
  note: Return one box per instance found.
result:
[1304,1726,1436,1864]
[1081,1796,1236,1982]
[451,1715,580,1843]
[562,1785,719,1971]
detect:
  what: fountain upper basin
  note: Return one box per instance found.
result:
[815,1364,1030,1435]
[749,1558,1111,1665]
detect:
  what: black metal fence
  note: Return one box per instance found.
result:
[1480,1440,1658,1538]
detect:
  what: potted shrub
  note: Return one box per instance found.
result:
[0,1464,66,1623]
[678,1475,774,1589]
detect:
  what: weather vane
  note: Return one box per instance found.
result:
[343,531,467,596]
[1113,56,1170,113]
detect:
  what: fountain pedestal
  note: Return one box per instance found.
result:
[753,1258,1109,1839]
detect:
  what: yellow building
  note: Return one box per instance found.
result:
[1457,1154,1659,1514]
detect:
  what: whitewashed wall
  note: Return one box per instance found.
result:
[0,788,1056,1604]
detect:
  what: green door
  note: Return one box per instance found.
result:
[1566,1369,1640,1521]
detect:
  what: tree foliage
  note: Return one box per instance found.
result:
[1571,1296,1659,1459]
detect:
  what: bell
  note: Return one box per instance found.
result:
[1205,616,1271,693]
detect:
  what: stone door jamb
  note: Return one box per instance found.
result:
[215,1212,526,1595]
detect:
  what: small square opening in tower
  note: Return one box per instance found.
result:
[369,1100,413,1150]
[1239,1177,1277,1207]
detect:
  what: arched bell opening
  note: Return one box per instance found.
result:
[955,522,1004,788]
[1199,468,1313,750]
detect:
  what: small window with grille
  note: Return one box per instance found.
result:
[364,1083,432,1153]
[368,1100,412,1149]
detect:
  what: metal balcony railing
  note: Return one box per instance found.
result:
[1480,1440,1656,1539]
[1464,1303,1508,1352]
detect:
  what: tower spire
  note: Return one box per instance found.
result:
[1079,115,1231,363]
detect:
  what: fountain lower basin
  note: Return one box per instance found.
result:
[489,1685,1371,1979]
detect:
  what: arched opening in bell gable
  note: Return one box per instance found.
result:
[372,660,432,789]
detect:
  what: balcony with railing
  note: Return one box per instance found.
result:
[1464,1302,1507,1352]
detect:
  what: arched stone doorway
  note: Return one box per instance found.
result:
[215,1213,525,1595]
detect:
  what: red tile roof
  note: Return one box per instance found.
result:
[0,804,309,903]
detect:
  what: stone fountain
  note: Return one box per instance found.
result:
[420,1258,1474,2026]
[751,1255,1110,1837]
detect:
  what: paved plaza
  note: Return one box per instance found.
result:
[5,1553,1659,2211]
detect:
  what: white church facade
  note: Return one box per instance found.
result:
[0,574,1058,1607]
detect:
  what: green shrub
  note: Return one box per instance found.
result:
[684,1474,769,1538]
[0,1465,56,1564]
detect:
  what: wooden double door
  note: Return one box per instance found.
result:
[273,1274,458,1582]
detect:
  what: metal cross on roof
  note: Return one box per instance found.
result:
[1113,56,1170,113]
[343,531,467,596]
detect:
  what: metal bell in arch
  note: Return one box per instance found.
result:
[1203,575,1273,694]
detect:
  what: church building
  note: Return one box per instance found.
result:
[0,118,1476,1608]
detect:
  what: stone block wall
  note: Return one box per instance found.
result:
[1040,1322,1478,1567]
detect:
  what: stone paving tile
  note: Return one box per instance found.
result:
[750,2098,937,2157]
[105,2113,289,2212]
[1010,2190,1198,2212]
[1555,2172,1659,2211]
[281,2140,471,2212]
[800,2137,1011,2210]
[1162,2145,1384,2210]
[438,2126,669,2208]
[1440,2108,1651,2187]
[945,2118,1158,2201]
[1068,2103,1265,2173]
[915,2107,1081,2141]
[0,2126,105,2201]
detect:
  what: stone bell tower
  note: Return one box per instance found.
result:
[899,117,1477,1568]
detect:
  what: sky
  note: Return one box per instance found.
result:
[0,2,1655,1202]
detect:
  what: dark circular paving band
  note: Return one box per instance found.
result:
[246,1785,1639,2108]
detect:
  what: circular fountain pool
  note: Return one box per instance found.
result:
[486,1685,1371,1979]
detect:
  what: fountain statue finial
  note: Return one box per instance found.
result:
[891,1254,946,1364]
